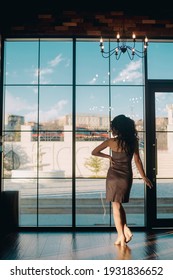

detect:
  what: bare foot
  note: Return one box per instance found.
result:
[124,226,133,243]
[114,235,126,247]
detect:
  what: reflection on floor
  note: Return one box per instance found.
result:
[0,230,173,260]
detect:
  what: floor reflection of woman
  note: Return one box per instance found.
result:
[92,115,153,247]
[115,244,131,260]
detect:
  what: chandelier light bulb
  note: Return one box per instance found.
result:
[145,36,148,43]
[117,33,120,39]
[132,33,136,39]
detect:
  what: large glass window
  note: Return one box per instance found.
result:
[2,38,146,228]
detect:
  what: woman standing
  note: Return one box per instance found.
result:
[91,115,153,247]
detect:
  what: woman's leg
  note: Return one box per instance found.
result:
[112,202,126,246]
[120,205,133,243]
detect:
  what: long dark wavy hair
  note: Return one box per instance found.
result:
[110,114,138,155]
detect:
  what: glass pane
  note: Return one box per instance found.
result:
[38,179,72,226]
[111,86,144,122]
[40,40,72,84]
[76,86,109,129]
[4,86,38,130]
[3,132,38,179]
[76,86,109,177]
[4,179,37,227]
[157,179,173,219]
[39,86,72,130]
[148,42,173,79]
[76,41,109,85]
[110,41,144,85]
[76,142,109,178]
[76,179,110,226]
[156,132,173,178]
[155,92,173,119]
[4,41,39,84]
[36,131,72,178]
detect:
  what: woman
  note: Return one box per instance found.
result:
[91,114,153,247]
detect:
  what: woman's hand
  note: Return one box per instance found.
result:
[109,156,115,167]
[143,176,153,189]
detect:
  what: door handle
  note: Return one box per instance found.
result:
[153,138,158,175]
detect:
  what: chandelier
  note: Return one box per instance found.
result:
[99,33,148,60]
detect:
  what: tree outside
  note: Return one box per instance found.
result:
[84,156,105,177]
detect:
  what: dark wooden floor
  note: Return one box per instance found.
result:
[0,230,173,260]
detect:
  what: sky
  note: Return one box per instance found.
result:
[4,40,173,124]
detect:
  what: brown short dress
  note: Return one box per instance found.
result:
[106,151,133,203]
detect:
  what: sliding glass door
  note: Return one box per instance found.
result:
[147,81,173,227]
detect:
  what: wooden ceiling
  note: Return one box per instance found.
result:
[1,0,173,39]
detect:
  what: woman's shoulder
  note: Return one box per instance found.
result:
[107,137,116,143]
[108,137,118,148]
[102,137,115,146]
